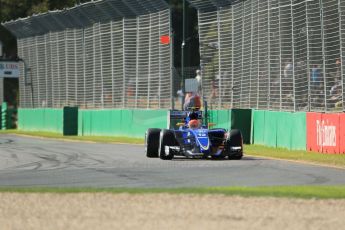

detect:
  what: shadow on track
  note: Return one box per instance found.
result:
[170,156,264,162]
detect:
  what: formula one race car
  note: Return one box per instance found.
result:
[145,108,243,160]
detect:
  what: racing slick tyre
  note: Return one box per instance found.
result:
[211,154,226,160]
[145,128,161,158]
[225,129,243,160]
[159,129,176,160]
[209,129,227,160]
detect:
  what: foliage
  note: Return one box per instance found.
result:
[0,0,27,22]
[0,0,90,22]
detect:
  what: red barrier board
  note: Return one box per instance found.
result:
[320,114,340,154]
[306,112,344,154]
[307,113,322,152]
[340,114,345,154]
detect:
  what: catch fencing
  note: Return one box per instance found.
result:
[3,0,172,109]
[189,0,345,112]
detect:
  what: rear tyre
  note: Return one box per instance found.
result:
[159,129,175,160]
[226,129,243,160]
[145,128,161,158]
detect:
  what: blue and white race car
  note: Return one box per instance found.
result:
[145,109,243,160]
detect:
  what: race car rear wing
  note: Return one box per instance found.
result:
[170,110,203,119]
[168,110,204,129]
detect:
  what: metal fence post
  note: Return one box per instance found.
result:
[82,28,86,107]
[148,14,152,109]
[122,18,126,109]
[231,6,235,109]
[240,3,244,109]
[110,21,114,107]
[99,24,104,108]
[170,11,174,110]
[181,0,186,110]
[338,0,344,111]
[256,4,260,109]
[305,1,311,112]
[135,17,139,109]
[158,11,162,109]
[35,36,39,108]
[217,9,222,109]
[44,33,48,106]
[319,0,327,111]
[249,0,254,109]
[267,1,271,110]
[92,25,96,106]
[49,32,54,107]
[65,30,68,106]
[290,0,296,112]
[74,29,78,106]
[279,2,282,111]
[56,33,61,108]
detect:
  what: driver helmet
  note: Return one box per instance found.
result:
[188,112,198,120]
[188,119,199,129]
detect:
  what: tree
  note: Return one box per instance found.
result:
[28,0,49,15]
[49,0,89,11]
[0,0,28,22]
[0,0,86,57]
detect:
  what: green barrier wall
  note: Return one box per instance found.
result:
[231,109,252,144]
[63,107,78,135]
[1,102,7,130]
[208,110,231,130]
[18,108,64,133]
[252,110,265,145]
[17,108,306,150]
[18,108,168,138]
[252,110,306,150]
[209,109,252,144]
[78,109,168,138]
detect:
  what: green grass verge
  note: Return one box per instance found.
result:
[0,186,344,199]
[245,144,345,168]
[0,130,144,145]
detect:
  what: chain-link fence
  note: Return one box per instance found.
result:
[189,0,345,112]
[3,0,172,109]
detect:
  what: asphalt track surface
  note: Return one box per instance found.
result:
[0,134,344,188]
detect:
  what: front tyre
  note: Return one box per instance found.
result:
[145,128,161,158]
[159,129,175,160]
[225,129,243,160]
[211,154,226,160]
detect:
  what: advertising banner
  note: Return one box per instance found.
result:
[307,112,341,154]
[320,114,340,154]
[339,114,345,153]
[306,113,322,152]
[0,61,20,78]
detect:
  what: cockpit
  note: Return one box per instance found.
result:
[187,111,201,129]
[188,119,200,129]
